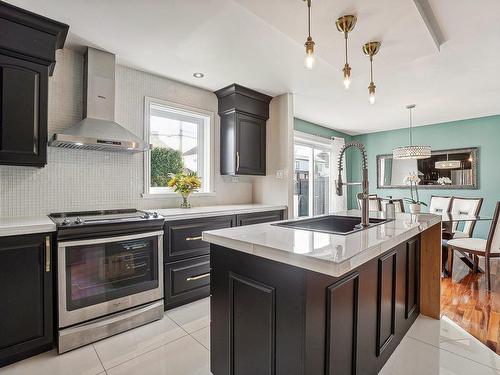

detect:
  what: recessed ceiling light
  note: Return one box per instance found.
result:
[193,72,204,78]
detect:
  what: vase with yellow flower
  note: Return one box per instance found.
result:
[167,172,202,208]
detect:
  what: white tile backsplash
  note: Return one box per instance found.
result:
[0,49,252,217]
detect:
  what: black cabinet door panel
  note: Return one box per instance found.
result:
[0,55,47,167]
[236,113,265,175]
[236,210,284,226]
[164,256,210,310]
[165,215,235,262]
[0,233,53,367]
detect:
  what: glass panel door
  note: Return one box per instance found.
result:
[293,141,331,218]
[313,148,330,215]
[65,236,159,311]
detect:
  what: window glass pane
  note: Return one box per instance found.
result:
[149,104,210,193]
[313,148,330,215]
[294,144,311,217]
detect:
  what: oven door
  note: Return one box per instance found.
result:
[58,231,163,328]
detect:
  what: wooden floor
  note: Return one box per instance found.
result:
[441,255,500,354]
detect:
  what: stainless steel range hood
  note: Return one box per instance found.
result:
[49,47,151,152]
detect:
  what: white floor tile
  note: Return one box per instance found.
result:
[93,315,187,369]
[166,297,210,334]
[407,315,500,370]
[0,346,104,375]
[107,335,210,375]
[380,337,500,375]
[191,326,210,350]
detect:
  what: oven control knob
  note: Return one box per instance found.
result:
[74,217,84,224]
[62,218,70,226]
[152,212,158,218]
[143,212,151,219]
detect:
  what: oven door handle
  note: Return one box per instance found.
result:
[57,230,164,248]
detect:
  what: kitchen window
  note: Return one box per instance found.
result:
[143,97,213,196]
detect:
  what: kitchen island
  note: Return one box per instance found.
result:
[203,210,442,375]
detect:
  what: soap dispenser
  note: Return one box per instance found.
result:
[386,195,396,220]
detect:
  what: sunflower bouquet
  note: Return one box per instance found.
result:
[167,172,202,208]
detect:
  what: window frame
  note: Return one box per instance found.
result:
[143,96,215,198]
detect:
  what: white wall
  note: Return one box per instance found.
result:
[0,48,253,217]
[252,93,294,218]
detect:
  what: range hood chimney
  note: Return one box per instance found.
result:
[49,47,151,152]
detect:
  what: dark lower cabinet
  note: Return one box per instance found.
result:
[0,233,53,368]
[162,209,286,310]
[164,255,211,310]
[164,215,236,263]
[0,2,68,167]
[236,210,284,226]
[210,235,420,375]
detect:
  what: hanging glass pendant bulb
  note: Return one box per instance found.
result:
[335,15,357,89]
[362,42,381,104]
[303,0,315,70]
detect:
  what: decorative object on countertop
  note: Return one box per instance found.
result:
[335,14,357,89]
[362,41,381,104]
[393,104,431,160]
[437,177,452,185]
[167,172,202,208]
[385,196,396,219]
[404,172,428,213]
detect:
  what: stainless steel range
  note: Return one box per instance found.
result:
[49,209,164,353]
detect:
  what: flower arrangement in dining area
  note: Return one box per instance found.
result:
[403,172,427,213]
[167,172,202,208]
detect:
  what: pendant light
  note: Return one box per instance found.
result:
[362,42,380,104]
[303,0,315,70]
[435,155,461,169]
[393,104,431,160]
[335,15,357,89]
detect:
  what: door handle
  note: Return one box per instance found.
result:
[186,272,210,281]
[236,152,240,172]
[185,236,202,241]
[45,236,51,272]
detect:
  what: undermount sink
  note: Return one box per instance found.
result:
[272,215,389,235]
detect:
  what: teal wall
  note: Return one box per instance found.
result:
[351,115,500,239]
[294,115,500,239]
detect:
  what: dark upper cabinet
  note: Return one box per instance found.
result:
[0,2,68,167]
[215,84,272,176]
[0,233,53,368]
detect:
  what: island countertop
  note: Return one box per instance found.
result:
[203,210,441,277]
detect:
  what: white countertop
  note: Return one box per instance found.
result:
[203,210,442,277]
[0,216,56,237]
[148,204,287,221]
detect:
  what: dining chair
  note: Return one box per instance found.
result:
[429,195,452,214]
[447,201,500,290]
[357,195,381,211]
[380,198,405,213]
[449,197,483,239]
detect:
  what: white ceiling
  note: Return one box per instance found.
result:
[8,0,500,134]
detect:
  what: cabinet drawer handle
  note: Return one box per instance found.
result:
[186,272,210,282]
[185,236,203,241]
[45,236,51,272]
[236,151,240,172]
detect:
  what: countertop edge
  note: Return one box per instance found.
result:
[203,213,442,278]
